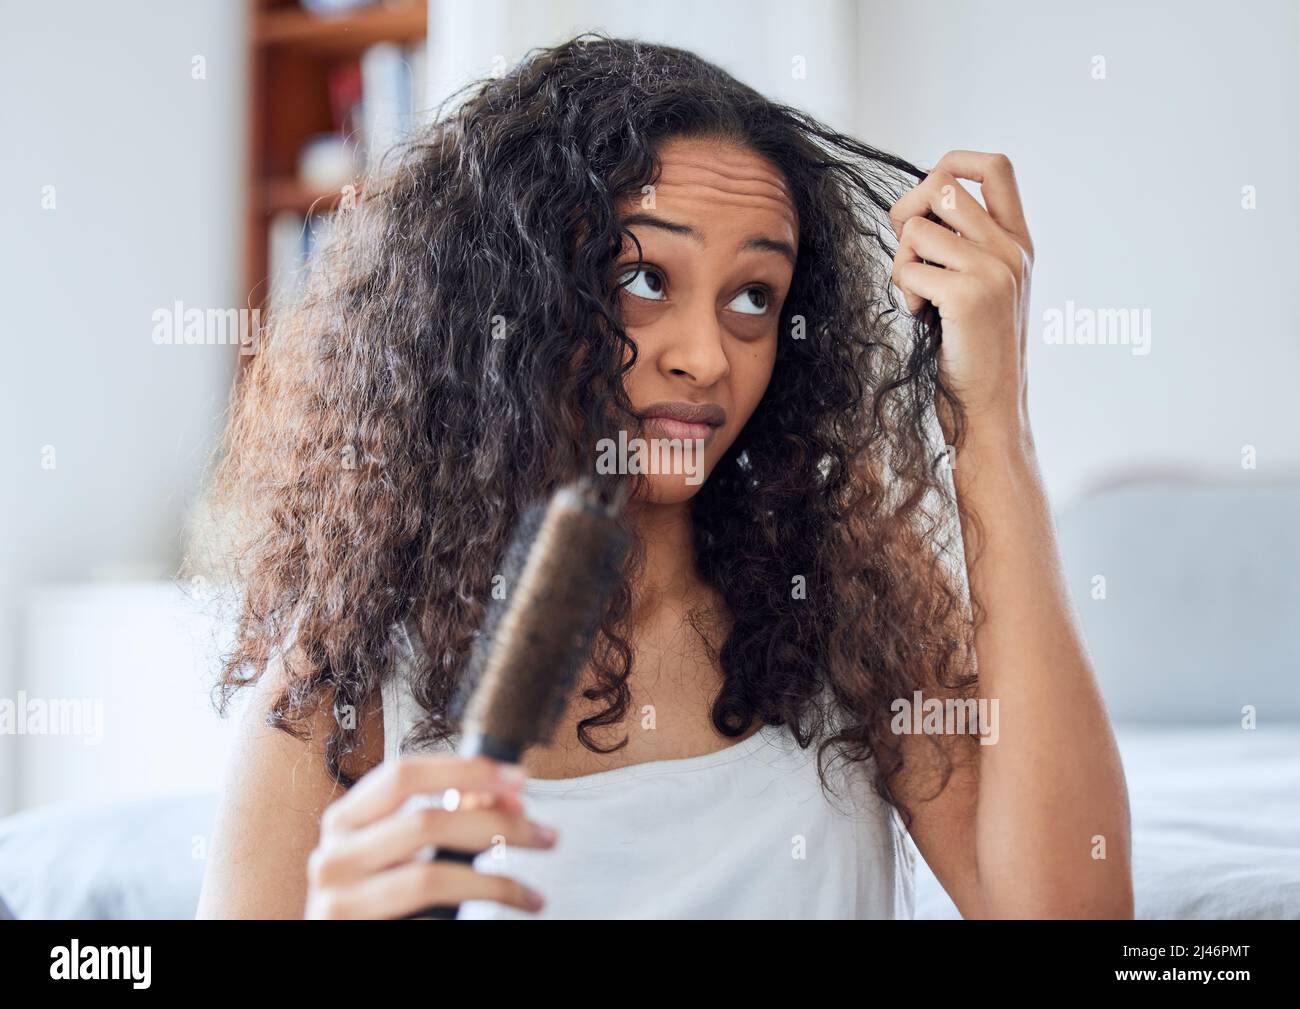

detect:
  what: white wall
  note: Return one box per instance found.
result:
[0,1,245,813]
[428,0,862,132]
[855,0,1300,506]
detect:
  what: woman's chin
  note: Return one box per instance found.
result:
[630,471,711,506]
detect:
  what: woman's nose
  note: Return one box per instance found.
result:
[658,303,730,386]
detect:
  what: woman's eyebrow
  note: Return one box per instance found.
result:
[621,212,796,264]
[742,235,797,265]
[622,211,700,241]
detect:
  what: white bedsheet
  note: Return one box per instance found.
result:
[914,724,1300,919]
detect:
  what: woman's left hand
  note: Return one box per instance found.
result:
[888,151,1035,445]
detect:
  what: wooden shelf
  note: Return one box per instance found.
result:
[261,177,348,214]
[242,0,427,313]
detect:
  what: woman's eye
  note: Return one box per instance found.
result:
[617,267,666,301]
[727,286,770,316]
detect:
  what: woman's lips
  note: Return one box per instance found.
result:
[642,416,716,443]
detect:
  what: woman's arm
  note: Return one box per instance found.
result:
[195,658,383,919]
[887,151,1133,918]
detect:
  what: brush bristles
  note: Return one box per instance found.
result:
[461,483,629,749]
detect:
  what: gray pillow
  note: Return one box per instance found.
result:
[1056,482,1300,723]
[0,793,216,919]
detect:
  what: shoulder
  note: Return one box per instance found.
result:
[197,639,382,917]
[196,618,413,917]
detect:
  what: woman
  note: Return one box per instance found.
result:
[195,34,1133,919]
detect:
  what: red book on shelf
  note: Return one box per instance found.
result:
[327,62,364,137]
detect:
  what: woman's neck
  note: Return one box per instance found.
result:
[625,498,712,623]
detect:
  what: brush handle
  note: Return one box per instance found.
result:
[409,849,477,920]
[403,734,522,920]
[402,479,629,921]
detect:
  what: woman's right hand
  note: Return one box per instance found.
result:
[305,754,556,919]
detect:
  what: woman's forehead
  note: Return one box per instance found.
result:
[617,136,798,251]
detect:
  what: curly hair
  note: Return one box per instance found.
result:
[196,33,981,826]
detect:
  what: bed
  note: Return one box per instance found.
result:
[915,723,1300,918]
[2,720,1296,919]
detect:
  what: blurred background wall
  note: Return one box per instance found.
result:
[0,0,1296,815]
[855,0,1300,503]
[0,1,246,814]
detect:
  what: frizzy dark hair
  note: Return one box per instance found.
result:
[197,33,982,826]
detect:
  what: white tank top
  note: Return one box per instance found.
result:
[381,621,916,919]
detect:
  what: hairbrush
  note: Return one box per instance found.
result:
[404,475,631,919]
